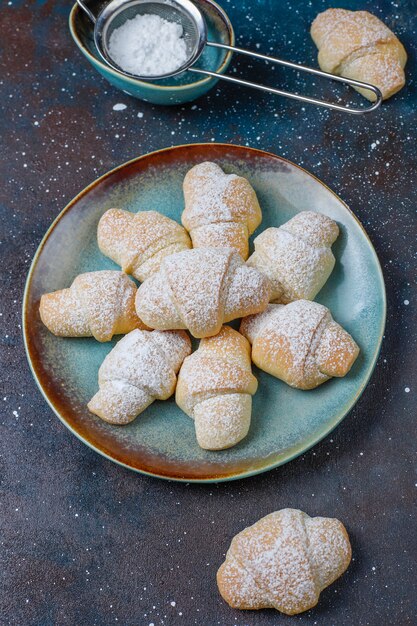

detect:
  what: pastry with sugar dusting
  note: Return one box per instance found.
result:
[182,162,262,260]
[176,326,257,450]
[240,301,359,389]
[217,508,351,615]
[311,8,407,101]
[136,247,271,338]
[88,329,191,424]
[247,211,339,303]
[39,270,147,342]
[98,209,191,282]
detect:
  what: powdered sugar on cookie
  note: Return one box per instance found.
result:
[88,329,191,424]
[240,300,359,390]
[136,247,270,338]
[98,209,191,282]
[39,270,143,341]
[217,509,351,615]
[182,162,262,259]
[176,326,257,450]
[247,211,338,303]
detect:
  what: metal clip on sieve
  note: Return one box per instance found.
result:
[77,0,383,114]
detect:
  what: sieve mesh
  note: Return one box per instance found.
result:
[98,0,204,79]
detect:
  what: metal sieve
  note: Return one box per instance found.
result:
[77,0,383,114]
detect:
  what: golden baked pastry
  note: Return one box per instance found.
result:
[88,329,191,424]
[136,247,270,338]
[240,301,359,389]
[182,162,262,260]
[98,209,191,282]
[247,211,339,303]
[39,270,146,342]
[311,8,407,101]
[217,508,351,615]
[176,326,257,450]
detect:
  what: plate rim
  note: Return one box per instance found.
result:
[22,143,387,482]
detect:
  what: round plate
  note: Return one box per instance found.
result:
[23,144,386,482]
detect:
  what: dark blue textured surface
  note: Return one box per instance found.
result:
[1,0,416,624]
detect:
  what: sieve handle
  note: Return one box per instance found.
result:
[76,0,97,24]
[189,42,382,114]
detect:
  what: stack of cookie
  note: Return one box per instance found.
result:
[40,161,359,451]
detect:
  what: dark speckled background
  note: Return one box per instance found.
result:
[1,0,416,624]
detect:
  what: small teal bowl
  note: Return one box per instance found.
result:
[69,0,235,105]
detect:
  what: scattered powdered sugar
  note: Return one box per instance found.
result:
[343,51,405,97]
[315,320,359,377]
[218,509,351,614]
[183,162,239,225]
[136,270,182,330]
[305,515,352,590]
[284,211,339,247]
[99,330,174,396]
[267,229,330,301]
[163,248,228,337]
[40,281,88,336]
[108,14,188,77]
[190,222,250,260]
[262,301,330,386]
[102,329,189,393]
[224,262,270,319]
[151,329,191,372]
[240,304,281,344]
[89,377,152,425]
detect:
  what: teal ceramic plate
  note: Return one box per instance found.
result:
[23,144,386,482]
